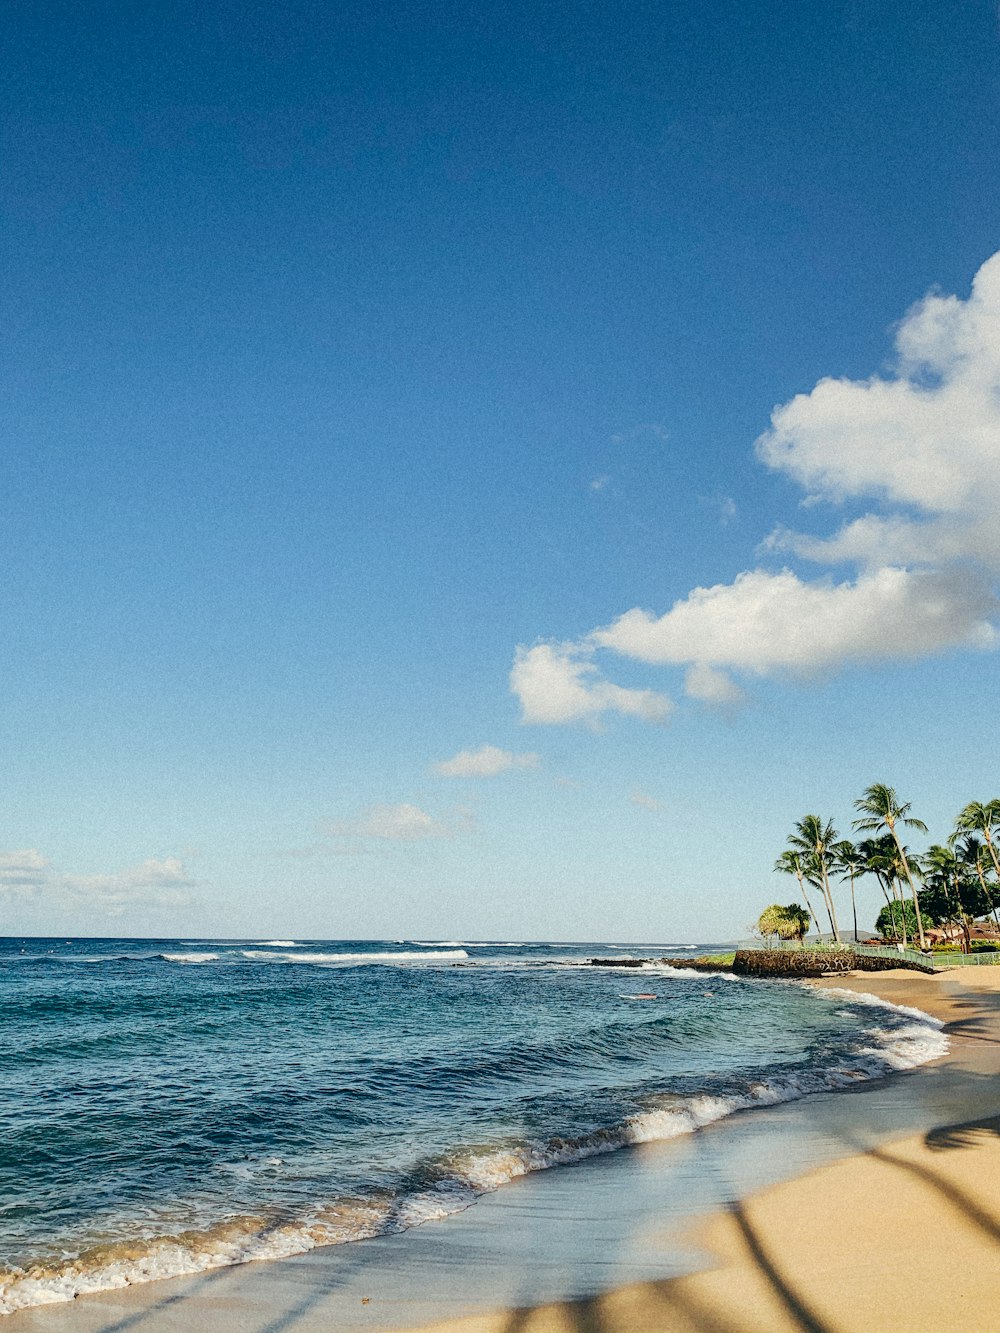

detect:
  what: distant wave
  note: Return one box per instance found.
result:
[411,941,525,949]
[254,940,297,947]
[239,949,469,965]
[159,953,220,964]
[0,991,946,1316]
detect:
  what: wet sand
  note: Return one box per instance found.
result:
[7,969,1000,1333]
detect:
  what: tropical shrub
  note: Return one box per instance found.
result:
[756,903,810,943]
[876,899,920,941]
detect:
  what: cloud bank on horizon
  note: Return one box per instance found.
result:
[0,850,194,911]
[512,252,1000,725]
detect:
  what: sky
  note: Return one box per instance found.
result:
[2,0,1000,940]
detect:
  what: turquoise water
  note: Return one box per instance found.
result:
[0,938,945,1312]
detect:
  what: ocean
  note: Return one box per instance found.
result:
[0,937,946,1314]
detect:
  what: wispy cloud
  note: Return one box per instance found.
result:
[514,253,1000,718]
[323,803,469,841]
[434,744,540,778]
[683,662,747,711]
[629,790,661,812]
[609,422,669,445]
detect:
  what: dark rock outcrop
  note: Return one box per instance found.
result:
[732,948,936,977]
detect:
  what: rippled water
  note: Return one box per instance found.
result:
[0,937,945,1313]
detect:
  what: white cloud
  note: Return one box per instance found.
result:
[595,567,995,675]
[589,474,611,493]
[434,744,541,778]
[518,253,1000,712]
[0,851,194,910]
[629,790,661,812]
[757,251,1000,571]
[510,643,672,726]
[326,803,456,841]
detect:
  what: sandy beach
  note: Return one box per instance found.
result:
[5,965,1000,1333]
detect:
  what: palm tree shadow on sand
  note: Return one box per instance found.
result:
[488,1064,1000,1333]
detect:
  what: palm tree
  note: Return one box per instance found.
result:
[853,784,928,950]
[831,840,864,942]
[787,816,841,943]
[920,844,969,952]
[773,850,820,944]
[954,801,1000,883]
[857,834,909,947]
[953,833,1000,934]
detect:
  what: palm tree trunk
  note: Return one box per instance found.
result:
[892,878,909,949]
[946,873,968,954]
[820,863,841,943]
[849,871,859,942]
[876,877,901,943]
[892,833,926,950]
[818,880,836,940]
[793,870,819,946]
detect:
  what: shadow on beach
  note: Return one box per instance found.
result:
[489,1099,1000,1333]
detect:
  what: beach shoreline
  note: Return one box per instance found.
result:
[412,967,1000,1333]
[5,967,999,1332]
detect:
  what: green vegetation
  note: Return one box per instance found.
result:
[696,952,737,966]
[766,785,1000,955]
[875,898,920,942]
[756,903,811,943]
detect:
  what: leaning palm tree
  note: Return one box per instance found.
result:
[853,784,928,950]
[831,840,864,942]
[787,816,841,943]
[773,850,820,944]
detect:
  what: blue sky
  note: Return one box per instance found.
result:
[2,0,999,939]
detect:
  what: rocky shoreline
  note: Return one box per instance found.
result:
[588,949,937,976]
